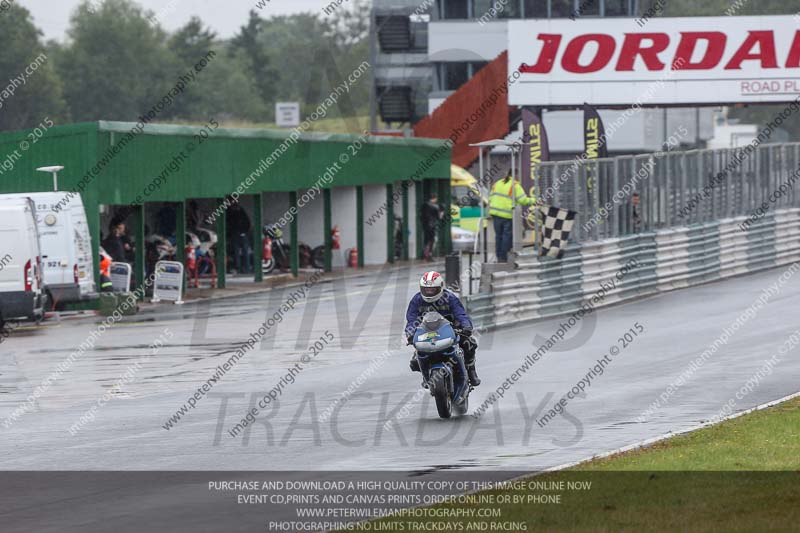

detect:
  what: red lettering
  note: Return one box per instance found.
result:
[562,34,616,74]
[519,34,562,74]
[672,32,727,70]
[724,30,778,70]
[615,33,669,71]
[786,30,800,68]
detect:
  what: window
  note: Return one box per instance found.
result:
[604,0,630,16]
[523,0,548,17]
[549,0,573,17]
[470,61,488,76]
[496,0,522,19]
[574,0,599,17]
[439,63,469,91]
[441,0,468,19]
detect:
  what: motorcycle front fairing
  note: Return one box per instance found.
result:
[413,323,469,401]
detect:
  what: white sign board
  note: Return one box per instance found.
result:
[275,102,301,127]
[508,16,800,107]
[152,261,184,304]
[109,262,132,293]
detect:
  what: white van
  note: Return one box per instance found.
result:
[0,192,96,306]
[0,198,45,325]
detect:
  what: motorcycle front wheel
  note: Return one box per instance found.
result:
[262,258,275,275]
[431,371,452,419]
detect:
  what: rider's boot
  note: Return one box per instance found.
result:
[467,364,481,387]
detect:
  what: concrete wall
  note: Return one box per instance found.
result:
[261,191,291,245]
[363,184,388,265]
[332,186,357,266]
[407,182,417,258]
[297,188,325,249]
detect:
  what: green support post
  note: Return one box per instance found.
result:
[215,198,227,289]
[356,186,364,268]
[86,125,101,293]
[289,191,299,277]
[386,183,395,264]
[439,179,452,255]
[176,201,186,293]
[323,188,332,272]
[133,204,145,299]
[253,193,263,283]
[89,203,101,295]
[415,182,424,260]
[402,183,409,261]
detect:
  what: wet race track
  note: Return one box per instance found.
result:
[2,262,799,473]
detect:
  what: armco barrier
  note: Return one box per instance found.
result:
[467,208,800,330]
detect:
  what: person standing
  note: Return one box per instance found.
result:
[102,222,130,264]
[227,201,252,274]
[421,193,443,261]
[488,172,535,262]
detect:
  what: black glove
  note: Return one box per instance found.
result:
[406,335,414,345]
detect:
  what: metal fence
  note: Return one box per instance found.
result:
[537,142,800,243]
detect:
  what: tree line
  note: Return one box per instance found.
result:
[0,0,370,132]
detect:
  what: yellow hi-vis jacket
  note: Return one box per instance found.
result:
[489,178,534,219]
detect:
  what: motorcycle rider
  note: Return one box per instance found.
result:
[405,271,481,386]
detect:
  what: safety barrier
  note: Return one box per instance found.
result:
[467,208,800,330]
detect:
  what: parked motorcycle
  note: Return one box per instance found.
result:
[262,224,290,274]
[411,311,472,419]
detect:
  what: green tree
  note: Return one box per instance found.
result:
[230,10,276,113]
[0,4,68,131]
[57,0,179,122]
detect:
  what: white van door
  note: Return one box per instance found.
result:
[69,200,96,297]
[33,198,73,287]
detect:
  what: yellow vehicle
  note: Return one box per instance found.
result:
[450,165,486,234]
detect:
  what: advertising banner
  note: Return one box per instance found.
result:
[509,16,800,106]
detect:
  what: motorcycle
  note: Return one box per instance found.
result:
[262,224,290,274]
[411,311,472,419]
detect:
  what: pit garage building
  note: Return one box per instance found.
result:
[0,121,452,292]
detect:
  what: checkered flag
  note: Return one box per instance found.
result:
[538,205,577,259]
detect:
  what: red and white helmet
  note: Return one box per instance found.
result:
[419,271,445,303]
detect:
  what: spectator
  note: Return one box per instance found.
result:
[488,172,535,262]
[227,201,252,274]
[632,193,642,233]
[102,222,130,263]
[421,193,443,261]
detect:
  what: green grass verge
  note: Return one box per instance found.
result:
[361,397,800,532]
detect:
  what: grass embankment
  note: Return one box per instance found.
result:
[368,397,800,532]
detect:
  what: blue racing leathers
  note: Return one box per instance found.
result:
[405,290,473,338]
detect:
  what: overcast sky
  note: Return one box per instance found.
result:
[19,0,338,41]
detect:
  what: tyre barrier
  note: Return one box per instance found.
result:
[466,208,800,330]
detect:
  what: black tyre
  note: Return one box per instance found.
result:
[262,258,275,275]
[431,371,452,419]
[311,246,325,269]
